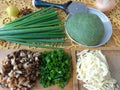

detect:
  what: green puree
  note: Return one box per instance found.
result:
[66,13,104,46]
[38,49,71,88]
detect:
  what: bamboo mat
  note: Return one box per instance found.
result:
[0,0,120,50]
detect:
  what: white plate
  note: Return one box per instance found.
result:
[65,8,112,47]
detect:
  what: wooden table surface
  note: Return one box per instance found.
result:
[0,0,120,90]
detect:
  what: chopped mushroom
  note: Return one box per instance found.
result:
[0,49,40,90]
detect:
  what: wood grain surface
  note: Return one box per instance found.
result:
[0,49,73,90]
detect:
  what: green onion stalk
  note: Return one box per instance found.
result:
[0,7,66,48]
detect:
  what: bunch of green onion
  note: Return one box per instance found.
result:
[0,7,65,48]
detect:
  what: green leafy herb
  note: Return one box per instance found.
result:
[39,49,71,88]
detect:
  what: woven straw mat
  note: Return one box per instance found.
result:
[0,0,120,50]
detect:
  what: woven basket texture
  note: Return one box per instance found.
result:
[0,0,120,50]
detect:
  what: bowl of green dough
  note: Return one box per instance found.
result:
[65,8,112,47]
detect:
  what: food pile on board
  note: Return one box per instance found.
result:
[0,0,119,90]
[0,50,40,90]
[39,49,71,88]
[0,49,71,90]
[76,50,119,90]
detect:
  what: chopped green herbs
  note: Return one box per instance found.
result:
[38,49,71,88]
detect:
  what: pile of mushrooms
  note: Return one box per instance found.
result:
[0,49,40,90]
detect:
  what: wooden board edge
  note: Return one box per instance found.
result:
[71,48,79,90]
[73,47,120,51]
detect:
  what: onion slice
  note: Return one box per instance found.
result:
[94,0,116,12]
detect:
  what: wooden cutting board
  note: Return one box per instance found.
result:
[0,49,73,90]
[72,48,120,90]
[1,48,120,90]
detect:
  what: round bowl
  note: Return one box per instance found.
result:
[65,8,112,47]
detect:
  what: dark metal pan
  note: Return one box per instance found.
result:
[32,0,88,15]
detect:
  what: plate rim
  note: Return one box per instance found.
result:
[65,8,113,47]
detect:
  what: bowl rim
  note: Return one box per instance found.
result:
[65,7,112,47]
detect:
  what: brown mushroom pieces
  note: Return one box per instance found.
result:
[0,49,40,90]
